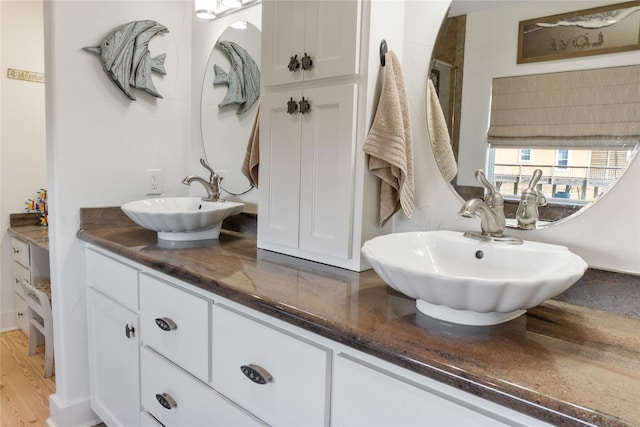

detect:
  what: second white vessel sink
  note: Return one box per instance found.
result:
[121,197,244,241]
[361,230,587,326]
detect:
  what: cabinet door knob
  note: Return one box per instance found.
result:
[288,54,300,72]
[155,393,177,410]
[287,97,299,115]
[125,324,135,339]
[301,52,313,70]
[299,97,311,114]
[155,317,178,331]
[12,248,20,254]
[240,364,273,385]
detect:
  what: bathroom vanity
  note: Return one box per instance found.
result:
[8,214,50,336]
[78,208,640,427]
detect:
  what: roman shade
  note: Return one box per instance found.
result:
[487,64,640,148]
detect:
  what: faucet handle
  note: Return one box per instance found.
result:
[475,169,496,194]
[199,158,217,182]
[537,192,548,207]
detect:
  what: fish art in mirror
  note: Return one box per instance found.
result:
[201,22,261,195]
[213,40,260,114]
[428,1,640,227]
[83,20,168,100]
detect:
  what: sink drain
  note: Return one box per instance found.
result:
[475,250,484,259]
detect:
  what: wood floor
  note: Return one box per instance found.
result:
[0,330,55,427]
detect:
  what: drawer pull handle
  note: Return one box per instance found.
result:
[155,317,178,331]
[125,324,135,339]
[156,393,177,410]
[240,364,273,385]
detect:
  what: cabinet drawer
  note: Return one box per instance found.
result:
[14,293,29,336]
[211,304,330,426]
[86,249,138,310]
[141,347,264,427]
[13,261,30,294]
[11,237,30,268]
[140,274,210,381]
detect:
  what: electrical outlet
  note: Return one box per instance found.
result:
[146,169,162,195]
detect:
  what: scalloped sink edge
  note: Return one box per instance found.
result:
[121,197,244,242]
[361,230,588,326]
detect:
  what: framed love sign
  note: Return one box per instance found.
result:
[517,1,640,64]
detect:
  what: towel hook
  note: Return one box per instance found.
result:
[380,39,388,67]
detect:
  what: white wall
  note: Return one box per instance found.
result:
[44,2,192,425]
[0,0,46,331]
[396,1,640,275]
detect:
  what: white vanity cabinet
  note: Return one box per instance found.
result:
[85,247,263,427]
[258,84,358,263]
[86,249,140,427]
[10,236,50,335]
[85,245,552,426]
[261,0,361,86]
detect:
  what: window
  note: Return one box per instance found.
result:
[519,149,531,162]
[556,150,569,169]
[491,146,636,203]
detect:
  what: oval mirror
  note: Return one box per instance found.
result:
[428,0,639,226]
[201,21,261,195]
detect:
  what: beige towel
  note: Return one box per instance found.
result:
[427,79,457,182]
[241,105,260,188]
[363,51,414,227]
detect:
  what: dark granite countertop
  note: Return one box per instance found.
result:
[8,212,49,252]
[75,208,640,427]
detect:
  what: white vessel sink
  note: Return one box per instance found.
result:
[361,230,587,326]
[121,197,244,241]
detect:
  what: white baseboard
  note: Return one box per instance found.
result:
[47,394,102,427]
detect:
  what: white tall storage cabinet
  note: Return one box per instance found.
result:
[259,0,401,271]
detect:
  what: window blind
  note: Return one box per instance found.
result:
[487,65,640,148]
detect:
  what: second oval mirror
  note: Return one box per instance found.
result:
[428,0,639,225]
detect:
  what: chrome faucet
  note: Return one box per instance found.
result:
[516,169,547,230]
[459,169,521,244]
[459,197,505,236]
[182,158,224,202]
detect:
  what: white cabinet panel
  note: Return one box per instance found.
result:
[299,85,357,258]
[140,274,210,382]
[258,84,357,261]
[258,90,302,248]
[262,0,360,86]
[87,288,140,427]
[141,347,264,427]
[261,0,305,85]
[332,353,510,427]
[86,248,138,310]
[211,304,331,427]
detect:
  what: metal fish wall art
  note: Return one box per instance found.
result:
[214,40,260,114]
[84,20,169,101]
